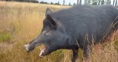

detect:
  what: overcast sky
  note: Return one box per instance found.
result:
[38,0,114,5]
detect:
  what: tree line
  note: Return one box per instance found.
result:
[40,0,118,6]
[1,0,118,7]
[1,0,39,3]
[77,0,117,7]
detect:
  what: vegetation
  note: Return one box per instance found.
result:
[0,32,11,43]
[0,1,118,62]
[1,0,39,3]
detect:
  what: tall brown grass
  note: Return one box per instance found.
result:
[0,1,118,62]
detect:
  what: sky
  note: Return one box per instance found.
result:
[38,0,114,5]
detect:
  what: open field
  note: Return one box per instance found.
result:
[0,1,118,62]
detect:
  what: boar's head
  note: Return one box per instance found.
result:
[24,8,70,57]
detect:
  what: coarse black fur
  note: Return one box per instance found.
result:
[25,5,118,62]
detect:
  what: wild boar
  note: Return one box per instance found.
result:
[24,5,118,62]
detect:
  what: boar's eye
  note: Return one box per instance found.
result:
[45,32,49,36]
[44,31,50,36]
[43,30,51,36]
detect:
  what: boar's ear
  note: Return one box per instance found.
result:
[46,8,52,16]
[47,14,57,29]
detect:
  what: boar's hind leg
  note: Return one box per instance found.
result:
[71,48,78,62]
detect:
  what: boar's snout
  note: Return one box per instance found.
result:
[24,44,31,52]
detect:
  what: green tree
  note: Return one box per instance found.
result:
[63,0,65,5]
[69,3,71,6]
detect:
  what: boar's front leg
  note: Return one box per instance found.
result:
[71,48,78,62]
[83,44,92,60]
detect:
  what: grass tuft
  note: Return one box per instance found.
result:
[0,32,11,43]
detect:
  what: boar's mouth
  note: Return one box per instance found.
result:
[39,45,49,57]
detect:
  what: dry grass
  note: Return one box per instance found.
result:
[0,1,118,62]
[88,31,118,62]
